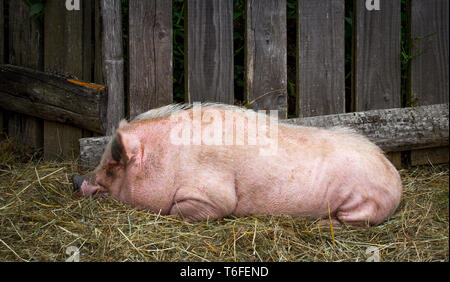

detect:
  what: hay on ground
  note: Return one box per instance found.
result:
[0,136,448,262]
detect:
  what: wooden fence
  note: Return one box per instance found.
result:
[0,0,448,168]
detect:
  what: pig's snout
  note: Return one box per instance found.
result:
[72,173,105,197]
[72,175,85,192]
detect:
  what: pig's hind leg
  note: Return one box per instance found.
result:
[335,198,384,226]
[169,179,238,222]
[170,199,224,222]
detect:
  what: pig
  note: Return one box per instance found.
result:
[73,103,402,226]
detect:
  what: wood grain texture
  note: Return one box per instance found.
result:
[410,0,449,105]
[411,146,449,166]
[185,0,234,104]
[353,0,401,111]
[129,0,173,119]
[353,0,402,167]
[409,0,449,166]
[79,104,449,169]
[0,65,107,133]
[284,103,449,152]
[101,0,125,135]
[245,0,287,118]
[0,0,4,64]
[7,0,44,149]
[44,0,91,159]
[297,0,345,117]
[0,0,4,134]
[94,0,104,84]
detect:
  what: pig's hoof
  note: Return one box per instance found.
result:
[316,217,342,227]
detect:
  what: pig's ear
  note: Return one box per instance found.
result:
[116,130,141,164]
[118,119,128,129]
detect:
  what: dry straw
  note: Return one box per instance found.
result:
[0,136,448,262]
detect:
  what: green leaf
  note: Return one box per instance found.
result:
[29,3,44,17]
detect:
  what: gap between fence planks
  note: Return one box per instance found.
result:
[78,104,449,170]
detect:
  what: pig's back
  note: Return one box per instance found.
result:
[232,125,402,221]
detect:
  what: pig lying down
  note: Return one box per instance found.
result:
[73,103,402,226]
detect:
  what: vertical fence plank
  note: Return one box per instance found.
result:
[410,0,449,106]
[0,0,4,133]
[7,0,44,149]
[129,0,172,119]
[297,0,345,117]
[92,0,104,138]
[94,0,104,85]
[185,0,234,104]
[101,0,125,135]
[43,0,90,159]
[353,0,401,111]
[0,0,3,64]
[410,0,449,165]
[353,0,402,168]
[245,0,287,118]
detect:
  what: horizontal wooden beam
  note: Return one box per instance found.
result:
[78,104,449,170]
[0,64,107,134]
[284,103,448,152]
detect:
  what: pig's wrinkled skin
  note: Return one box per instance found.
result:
[74,104,402,226]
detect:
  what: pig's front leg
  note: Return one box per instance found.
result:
[169,179,237,222]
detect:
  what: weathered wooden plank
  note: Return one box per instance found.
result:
[353,0,402,167]
[353,0,401,111]
[410,0,449,166]
[0,65,107,133]
[79,104,449,169]
[94,0,104,84]
[43,0,89,159]
[101,0,125,135]
[6,112,43,149]
[285,104,448,152]
[9,0,43,69]
[7,0,44,149]
[82,0,93,84]
[81,0,94,139]
[410,0,449,105]
[245,0,287,118]
[0,0,4,64]
[411,147,449,166]
[0,0,4,134]
[129,0,173,119]
[185,0,234,104]
[297,0,345,117]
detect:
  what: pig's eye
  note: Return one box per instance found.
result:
[106,165,117,177]
[105,160,121,177]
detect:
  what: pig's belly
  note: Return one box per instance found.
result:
[232,157,350,218]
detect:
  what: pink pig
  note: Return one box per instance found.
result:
[73,104,402,226]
